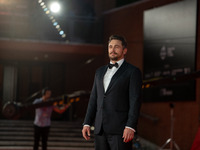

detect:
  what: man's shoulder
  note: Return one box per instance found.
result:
[124,61,140,71]
[96,65,107,73]
[33,98,42,104]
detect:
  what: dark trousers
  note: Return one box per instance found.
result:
[33,125,50,150]
[94,129,133,150]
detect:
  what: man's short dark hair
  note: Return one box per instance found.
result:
[108,35,127,49]
[42,87,51,96]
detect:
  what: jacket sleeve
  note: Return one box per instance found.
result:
[83,73,98,126]
[126,68,142,131]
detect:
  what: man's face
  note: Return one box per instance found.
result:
[108,39,127,61]
[44,90,51,100]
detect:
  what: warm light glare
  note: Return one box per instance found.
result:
[46,10,50,14]
[50,2,61,13]
[62,34,66,38]
[40,2,44,6]
[56,25,60,29]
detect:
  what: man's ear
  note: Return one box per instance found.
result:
[123,48,127,55]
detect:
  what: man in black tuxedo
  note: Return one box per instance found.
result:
[82,35,142,150]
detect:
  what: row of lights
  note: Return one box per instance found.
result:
[38,0,67,39]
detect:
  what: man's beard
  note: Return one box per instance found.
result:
[109,52,118,61]
[109,56,118,61]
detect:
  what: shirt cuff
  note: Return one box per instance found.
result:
[84,124,90,127]
[125,126,136,132]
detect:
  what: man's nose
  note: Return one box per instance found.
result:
[110,47,115,52]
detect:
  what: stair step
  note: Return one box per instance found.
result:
[0,120,94,149]
[0,147,94,150]
[0,131,85,136]
[0,127,81,132]
[0,136,93,142]
[0,141,94,147]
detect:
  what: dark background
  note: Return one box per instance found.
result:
[143,0,197,102]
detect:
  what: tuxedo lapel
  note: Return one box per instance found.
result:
[106,61,128,93]
[99,65,109,93]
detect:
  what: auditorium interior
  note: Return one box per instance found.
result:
[0,0,200,150]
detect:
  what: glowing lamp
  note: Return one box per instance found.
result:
[50,2,61,13]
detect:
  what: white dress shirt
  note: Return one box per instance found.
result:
[103,59,124,92]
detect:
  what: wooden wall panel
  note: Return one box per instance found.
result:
[103,0,199,149]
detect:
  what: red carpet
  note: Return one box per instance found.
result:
[191,127,200,150]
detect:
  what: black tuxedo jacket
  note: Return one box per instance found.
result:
[83,61,142,135]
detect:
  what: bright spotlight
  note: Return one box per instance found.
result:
[53,22,58,26]
[50,2,61,13]
[59,30,64,35]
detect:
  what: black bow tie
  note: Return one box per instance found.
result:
[108,63,119,69]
